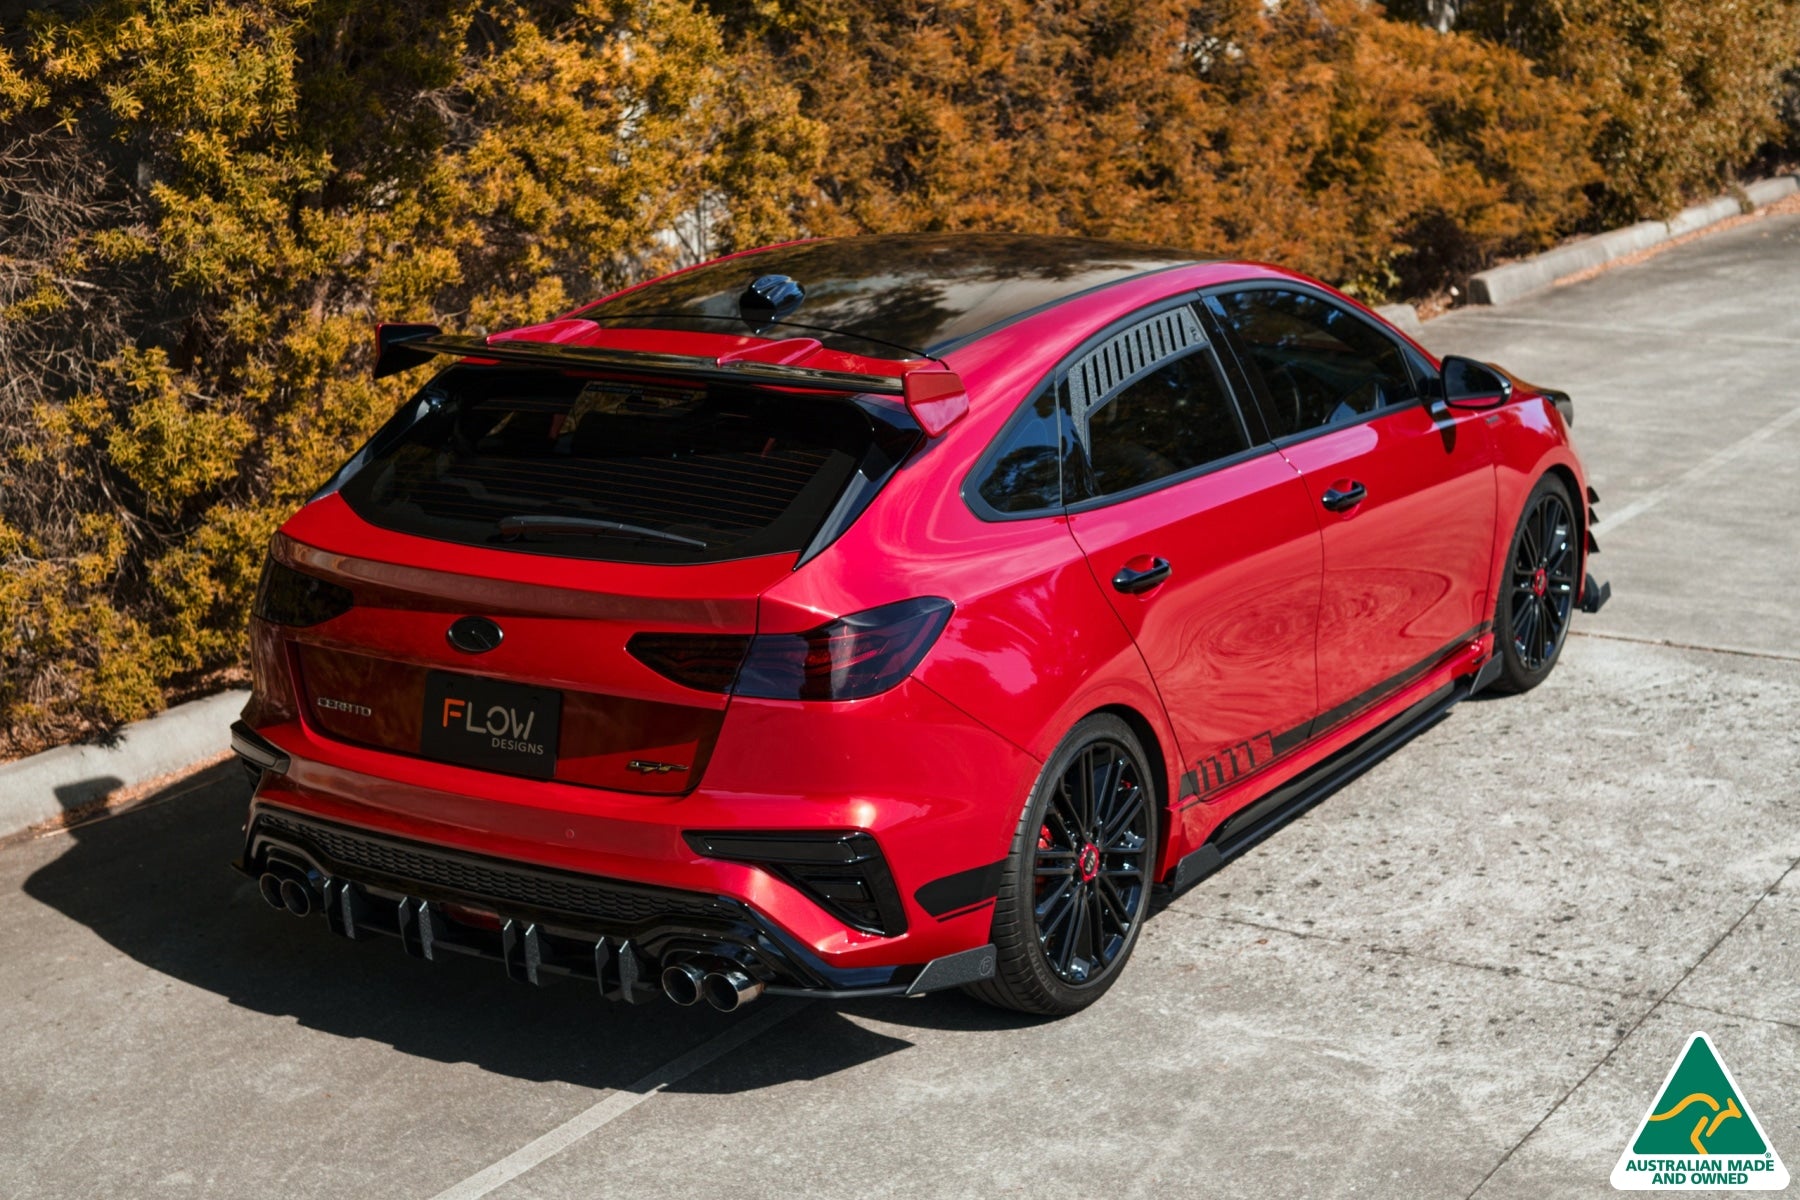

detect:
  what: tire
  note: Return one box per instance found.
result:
[1491,474,1579,694]
[966,713,1158,1016]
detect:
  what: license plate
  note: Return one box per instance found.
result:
[420,671,561,780]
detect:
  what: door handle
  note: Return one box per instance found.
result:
[1321,482,1367,512]
[1113,558,1172,594]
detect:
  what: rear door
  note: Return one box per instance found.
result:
[1207,286,1497,731]
[1060,302,1323,802]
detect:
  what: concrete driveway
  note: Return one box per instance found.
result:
[3,211,1797,1199]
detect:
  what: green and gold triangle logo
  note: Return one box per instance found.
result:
[1613,1032,1789,1190]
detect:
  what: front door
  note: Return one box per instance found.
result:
[1208,286,1497,732]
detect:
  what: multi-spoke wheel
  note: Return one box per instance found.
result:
[968,713,1156,1015]
[1492,475,1578,693]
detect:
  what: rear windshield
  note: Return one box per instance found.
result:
[336,366,885,564]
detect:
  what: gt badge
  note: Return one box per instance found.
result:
[627,760,689,775]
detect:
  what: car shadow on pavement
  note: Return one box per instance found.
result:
[19,762,964,1092]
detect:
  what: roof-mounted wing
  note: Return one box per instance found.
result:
[371,323,969,436]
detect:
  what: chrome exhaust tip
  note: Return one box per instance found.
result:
[701,970,764,1012]
[257,872,286,910]
[278,877,314,918]
[660,961,706,1006]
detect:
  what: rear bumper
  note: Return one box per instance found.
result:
[237,803,997,1001]
[232,674,1035,996]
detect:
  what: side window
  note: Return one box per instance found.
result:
[1403,343,1442,401]
[973,388,1069,514]
[1209,289,1419,438]
[1065,306,1251,501]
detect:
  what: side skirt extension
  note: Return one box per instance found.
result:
[1159,667,1484,898]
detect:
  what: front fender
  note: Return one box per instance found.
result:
[1486,391,1596,606]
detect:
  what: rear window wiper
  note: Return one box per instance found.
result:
[496,515,709,549]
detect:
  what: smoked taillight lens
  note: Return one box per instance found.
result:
[253,558,354,627]
[627,598,953,701]
[624,634,753,693]
[735,598,953,700]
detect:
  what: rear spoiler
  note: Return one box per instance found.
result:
[373,322,970,436]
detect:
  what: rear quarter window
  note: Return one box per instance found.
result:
[970,389,1071,515]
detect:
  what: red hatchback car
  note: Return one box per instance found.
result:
[232,235,1609,1016]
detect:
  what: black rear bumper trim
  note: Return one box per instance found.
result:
[236,804,982,1003]
[231,721,290,776]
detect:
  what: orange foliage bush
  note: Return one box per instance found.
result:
[753,0,1595,295]
[0,0,1793,752]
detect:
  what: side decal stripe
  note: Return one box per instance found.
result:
[1180,622,1491,809]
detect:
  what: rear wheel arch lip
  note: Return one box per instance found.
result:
[1059,701,1177,880]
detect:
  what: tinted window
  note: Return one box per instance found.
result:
[336,366,882,564]
[1210,289,1418,437]
[1073,348,1249,499]
[974,389,1068,514]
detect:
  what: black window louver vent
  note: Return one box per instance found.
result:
[1066,306,1207,447]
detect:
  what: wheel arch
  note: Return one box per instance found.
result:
[1087,701,1178,876]
[1487,421,1592,617]
[1497,460,1591,610]
[1544,462,1585,547]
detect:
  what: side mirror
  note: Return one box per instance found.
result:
[1440,355,1513,410]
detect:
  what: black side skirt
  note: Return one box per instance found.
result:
[1160,673,1469,897]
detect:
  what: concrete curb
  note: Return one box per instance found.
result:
[1467,175,1798,307]
[1373,303,1425,338]
[0,689,248,840]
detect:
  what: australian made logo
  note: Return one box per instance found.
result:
[1612,1032,1788,1190]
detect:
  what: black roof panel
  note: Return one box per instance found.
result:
[576,234,1203,358]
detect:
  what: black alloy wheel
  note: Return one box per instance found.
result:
[1493,475,1578,693]
[969,713,1157,1016]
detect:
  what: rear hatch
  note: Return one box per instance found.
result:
[270,361,913,795]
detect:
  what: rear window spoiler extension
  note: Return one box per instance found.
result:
[372,323,970,437]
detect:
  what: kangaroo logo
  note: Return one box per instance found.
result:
[1647,1091,1744,1156]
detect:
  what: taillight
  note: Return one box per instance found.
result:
[253,558,354,627]
[735,598,953,700]
[624,634,752,693]
[627,597,952,701]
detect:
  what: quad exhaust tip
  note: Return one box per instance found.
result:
[661,959,765,1010]
[661,961,706,1007]
[279,878,314,918]
[258,867,316,918]
[700,969,764,1012]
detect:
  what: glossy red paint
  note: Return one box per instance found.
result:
[899,367,971,435]
[1277,400,1497,718]
[1066,453,1322,791]
[485,315,934,381]
[239,239,1597,1001]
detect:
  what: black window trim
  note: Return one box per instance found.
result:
[1062,431,1270,516]
[1201,281,1441,451]
[961,291,1277,522]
